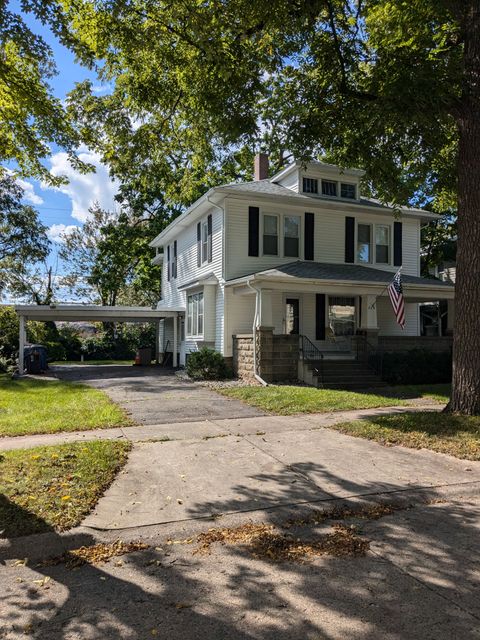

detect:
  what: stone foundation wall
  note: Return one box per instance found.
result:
[378,336,453,353]
[233,330,299,382]
[232,334,255,380]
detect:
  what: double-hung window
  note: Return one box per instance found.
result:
[201,220,208,264]
[357,224,372,263]
[263,214,278,255]
[284,215,300,257]
[187,292,204,337]
[375,225,390,264]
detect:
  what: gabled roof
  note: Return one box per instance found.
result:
[150,162,440,247]
[226,261,454,289]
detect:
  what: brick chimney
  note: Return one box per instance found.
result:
[254,153,269,181]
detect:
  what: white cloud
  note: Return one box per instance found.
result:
[47,223,79,243]
[5,171,44,205]
[43,149,119,223]
[92,83,112,95]
[17,178,44,205]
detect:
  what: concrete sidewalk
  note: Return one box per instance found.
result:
[0,404,440,451]
[82,413,480,530]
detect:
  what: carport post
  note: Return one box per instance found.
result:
[18,314,26,375]
[173,313,178,367]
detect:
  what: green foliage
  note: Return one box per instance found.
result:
[421,217,457,276]
[380,350,452,386]
[0,2,93,182]
[186,347,231,380]
[0,175,50,292]
[60,204,163,306]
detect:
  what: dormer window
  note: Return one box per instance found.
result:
[322,180,337,197]
[302,177,318,194]
[341,183,356,199]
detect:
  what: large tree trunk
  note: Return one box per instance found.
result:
[448,0,480,414]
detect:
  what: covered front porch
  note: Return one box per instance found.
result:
[226,261,455,386]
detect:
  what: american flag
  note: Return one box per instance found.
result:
[388,269,405,329]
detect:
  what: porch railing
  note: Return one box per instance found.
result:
[354,334,384,378]
[299,334,324,385]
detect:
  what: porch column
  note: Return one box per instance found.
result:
[360,295,378,331]
[172,313,178,367]
[447,299,455,334]
[18,314,26,375]
[258,289,273,328]
[155,320,160,364]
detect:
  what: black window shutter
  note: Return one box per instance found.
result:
[345,217,355,263]
[394,221,403,266]
[173,240,177,278]
[304,212,314,260]
[248,206,259,257]
[167,245,171,281]
[315,294,326,341]
[197,222,201,267]
[207,214,213,263]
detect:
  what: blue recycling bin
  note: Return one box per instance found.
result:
[24,344,48,373]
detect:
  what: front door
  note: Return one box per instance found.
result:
[285,298,300,335]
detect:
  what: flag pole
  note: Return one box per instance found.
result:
[368,266,402,310]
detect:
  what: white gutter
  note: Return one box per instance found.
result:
[246,279,268,387]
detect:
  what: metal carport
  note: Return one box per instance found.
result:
[14,304,184,373]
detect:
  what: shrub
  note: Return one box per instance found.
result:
[186,347,231,380]
[380,349,452,385]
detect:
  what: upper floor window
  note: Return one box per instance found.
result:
[356,222,391,264]
[357,223,372,263]
[187,291,204,337]
[341,183,356,199]
[166,243,177,281]
[263,214,278,255]
[302,177,318,194]
[284,216,300,257]
[322,180,337,197]
[197,215,213,267]
[201,220,208,264]
[375,225,390,264]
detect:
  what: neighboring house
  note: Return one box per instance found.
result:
[150,156,454,385]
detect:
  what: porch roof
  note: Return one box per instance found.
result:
[226,261,454,298]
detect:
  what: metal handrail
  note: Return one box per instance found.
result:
[355,334,384,378]
[299,334,324,386]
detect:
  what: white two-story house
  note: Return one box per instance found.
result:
[151,156,454,384]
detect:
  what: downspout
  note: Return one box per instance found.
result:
[246,279,268,386]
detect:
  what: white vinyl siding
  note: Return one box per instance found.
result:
[224,197,421,281]
[377,297,420,336]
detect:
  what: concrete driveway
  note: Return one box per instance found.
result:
[52,364,264,424]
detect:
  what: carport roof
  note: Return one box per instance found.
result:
[14,304,183,323]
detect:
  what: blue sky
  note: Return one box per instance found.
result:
[10,1,118,255]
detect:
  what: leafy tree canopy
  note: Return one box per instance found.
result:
[65,0,461,210]
[59,203,164,306]
[0,1,95,182]
[0,174,50,292]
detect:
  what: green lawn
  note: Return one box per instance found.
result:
[0,441,131,537]
[217,384,450,415]
[0,375,132,437]
[331,411,480,460]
